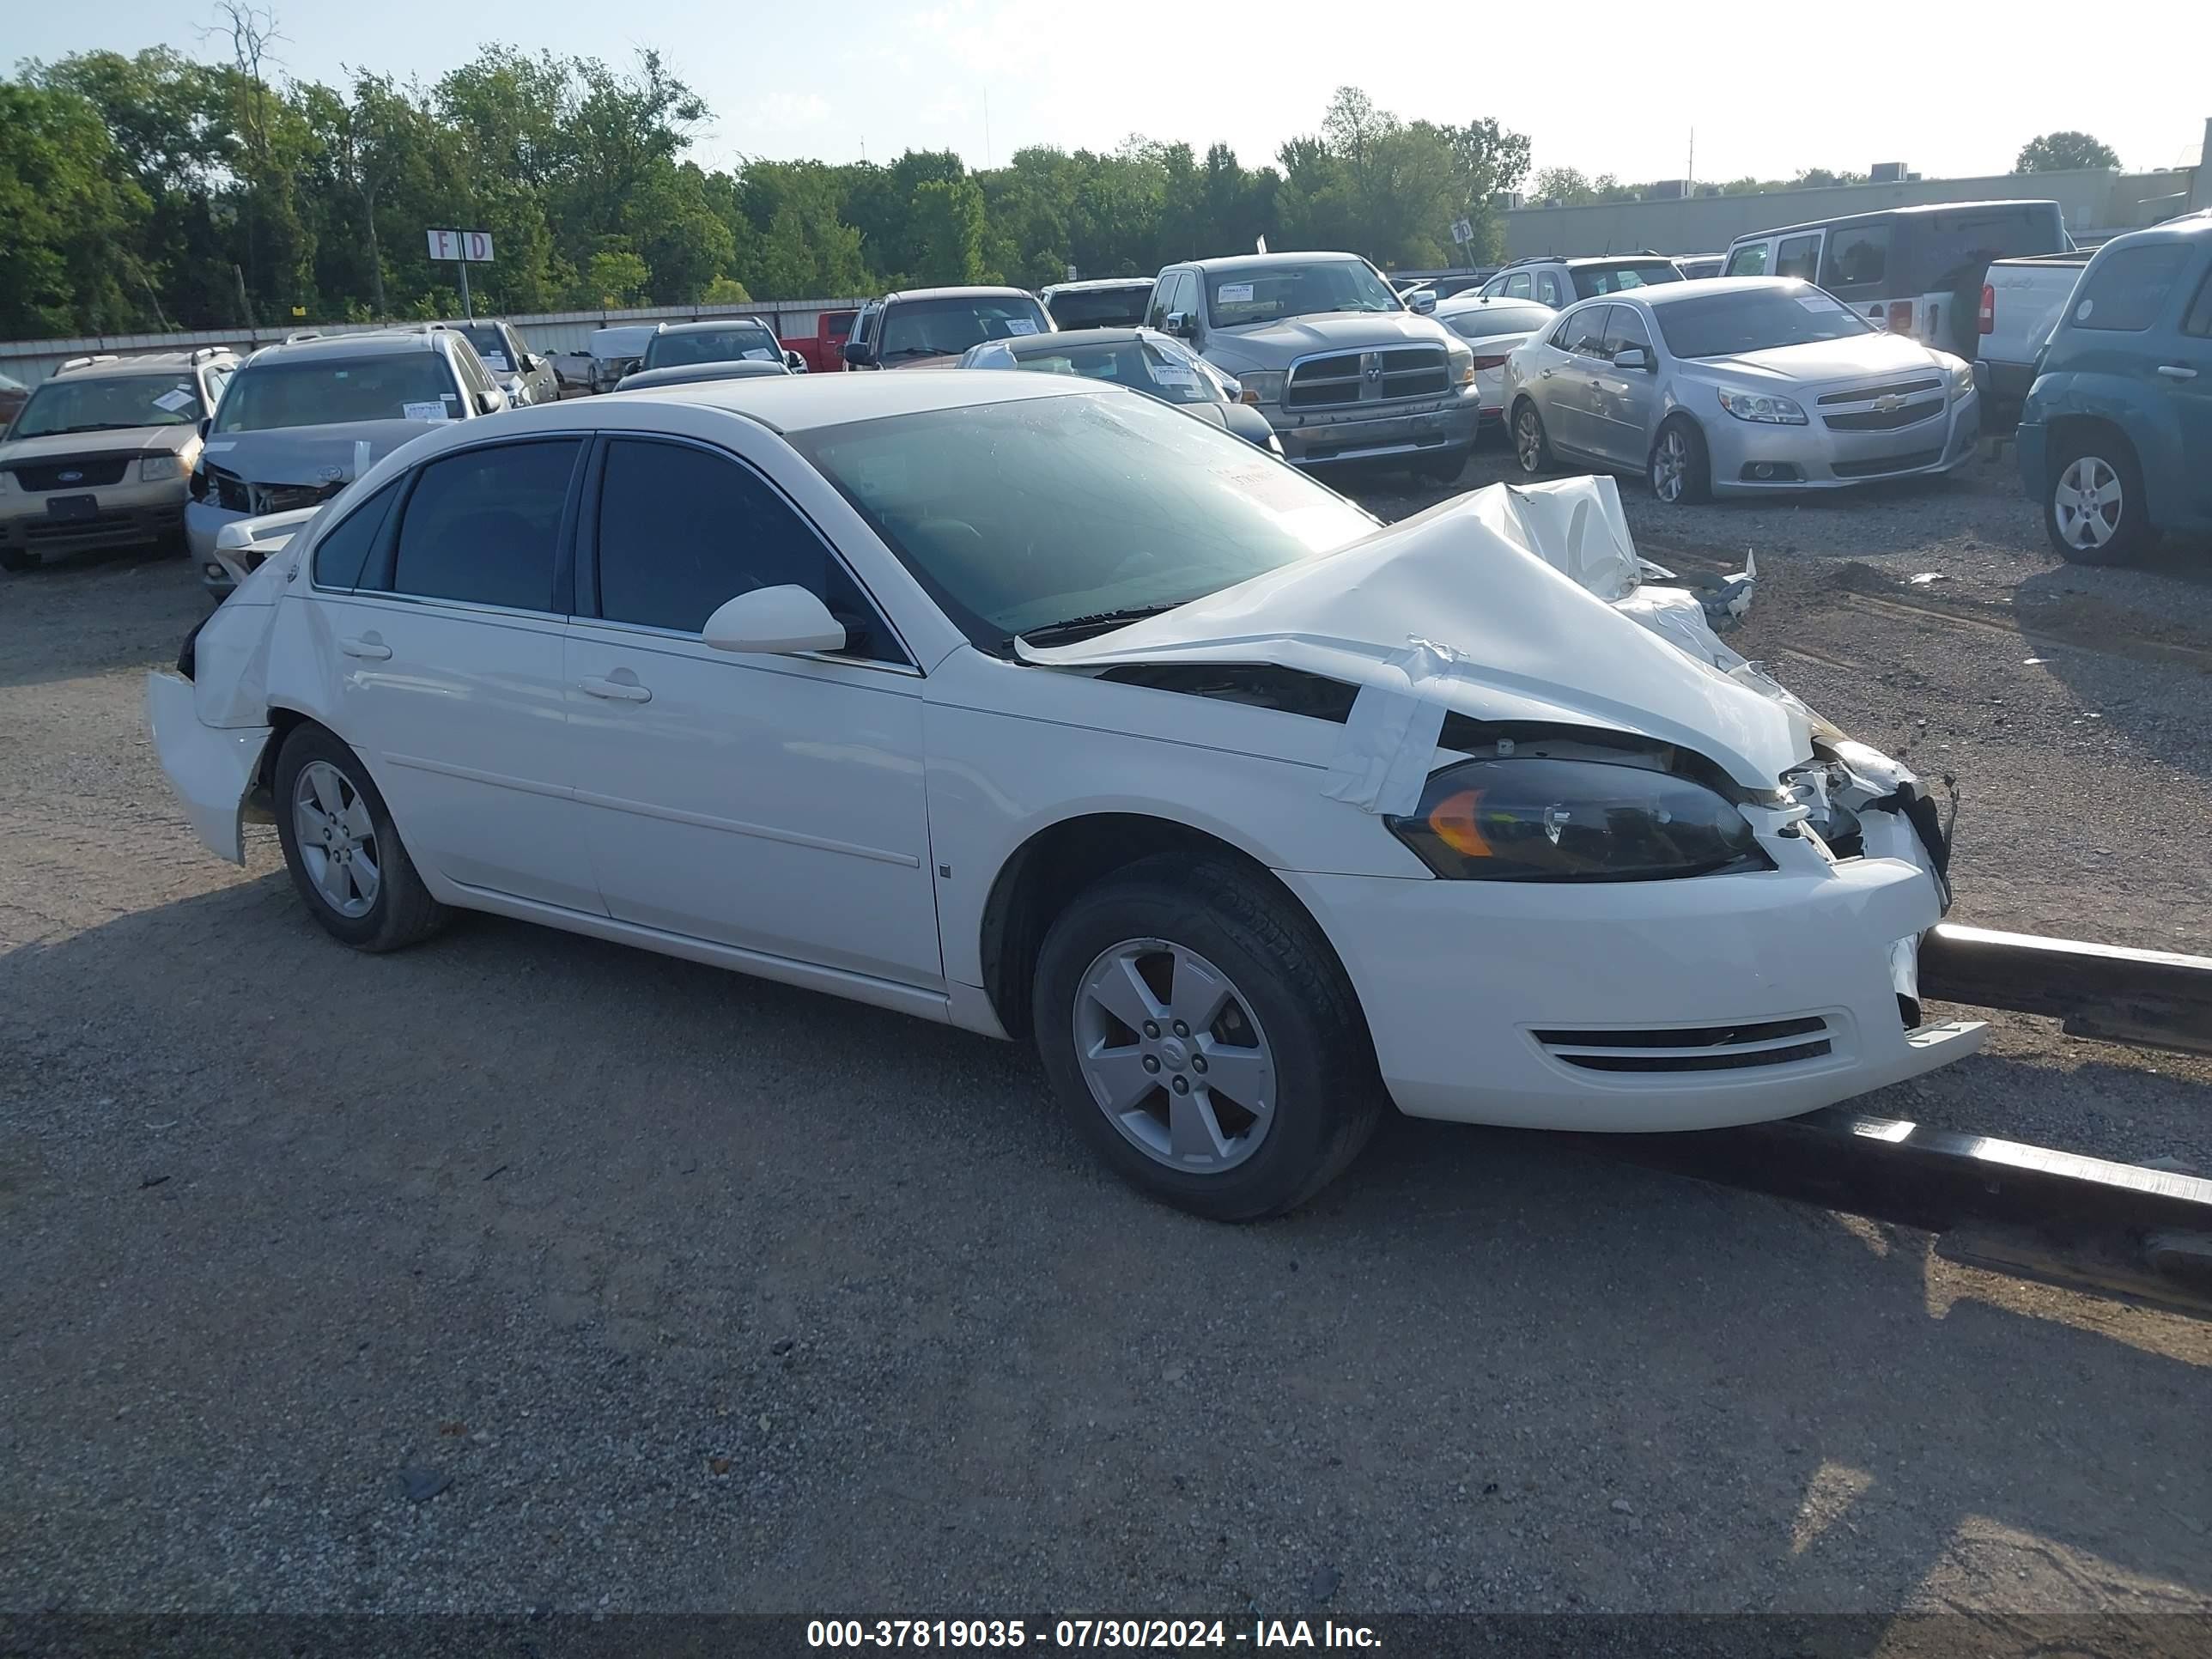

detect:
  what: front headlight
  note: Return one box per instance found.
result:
[0,470,12,494]
[140,453,186,482]
[1447,343,1476,386]
[1385,757,1768,882]
[1716,387,1808,425]
[1236,370,1285,405]
[1948,361,1975,400]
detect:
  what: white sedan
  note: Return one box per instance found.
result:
[149,374,1983,1219]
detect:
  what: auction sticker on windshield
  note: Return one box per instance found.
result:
[1797,295,1844,313]
[1004,319,1039,336]
[151,387,196,413]
[1216,283,1255,303]
[402,401,449,422]
[483,352,511,371]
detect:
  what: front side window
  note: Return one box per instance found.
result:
[878,296,1050,362]
[1656,285,1875,358]
[1572,260,1682,299]
[2069,244,2193,332]
[1776,234,1822,283]
[644,325,781,369]
[214,354,465,433]
[1506,272,1533,299]
[9,373,206,439]
[791,392,1377,650]
[456,325,512,372]
[311,480,401,590]
[201,364,234,410]
[1602,305,1655,360]
[592,439,896,659]
[1202,260,1401,325]
[389,439,580,610]
[2184,270,2212,338]
[1821,225,1891,291]
[1724,243,1770,278]
[1145,277,1176,330]
[1537,271,1564,307]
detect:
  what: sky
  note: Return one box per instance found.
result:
[13,0,2209,188]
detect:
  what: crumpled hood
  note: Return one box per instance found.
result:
[200,420,444,484]
[1698,331,1948,386]
[1019,476,1810,791]
[1204,310,1453,370]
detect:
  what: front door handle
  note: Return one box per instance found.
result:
[338,635,392,660]
[2156,364,2199,381]
[580,675,652,703]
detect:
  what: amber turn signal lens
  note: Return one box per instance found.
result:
[1427,788,1494,860]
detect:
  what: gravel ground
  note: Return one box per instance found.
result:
[3,454,2209,1627]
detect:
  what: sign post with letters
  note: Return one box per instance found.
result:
[426,229,495,319]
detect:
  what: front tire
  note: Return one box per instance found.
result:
[2045,435,2150,564]
[272,723,449,951]
[1030,854,1384,1221]
[1650,416,1711,504]
[1512,400,1552,476]
[1415,443,1472,485]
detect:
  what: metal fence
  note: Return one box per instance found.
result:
[0,299,872,387]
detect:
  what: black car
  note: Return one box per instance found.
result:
[955,327,1284,453]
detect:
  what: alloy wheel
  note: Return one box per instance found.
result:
[1515,409,1544,472]
[1073,938,1278,1175]
[293,759,380,919]
[1652,430,1688,502]
[2053,455,2123,550]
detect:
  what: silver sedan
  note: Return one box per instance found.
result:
[1502,277,1980,502]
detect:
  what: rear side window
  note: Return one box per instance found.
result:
[1776,234,1821,282]
[1724,243,1769,277]
[1822,225,1890,291]
[312,481,399,590]
[592,439,896,659]
[2071,244,2193,331]
[391,440,580,610]
[1563,306,1613,359]
[1536,270,1565,307]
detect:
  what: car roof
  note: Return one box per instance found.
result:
[1182,252,1365,272]
[1583,276,1800,309]
[1041,277,1157,294]
[882,286,1040,304]
[2097,216,2212,250]
[52,349,234,380]
[1728,198,2062,243]
[246,328,453,364]
[585,363,1096,433]
[995,328,1157,352]
[653,317,775,334]
[1436,293,1553,312]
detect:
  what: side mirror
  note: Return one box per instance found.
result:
[1164,312,1194,339]
[842,338,877,368]
[1408,289,1437,314]
[475,387,504,415]
[702,585,847,656]
[198,416,212,440]
[1613,346,1652,372]
[785,349,807,372]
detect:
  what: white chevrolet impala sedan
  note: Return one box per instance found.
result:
[149,373,1984,1218]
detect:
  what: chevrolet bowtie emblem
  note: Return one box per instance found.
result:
[1873,394,1907,413]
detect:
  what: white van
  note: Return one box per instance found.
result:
[1722,200,2070,358]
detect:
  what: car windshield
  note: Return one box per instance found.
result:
[643,326,781,369]
[994,341,1220,407]
[1441,303,1553,341]
[879,296,1052,361]
[790,392,1376,648]
[1046,289,1152,329]
[1654,288,1875,358]
[1205,261,1402,325]
[9,374,203,438]
[212,355,463,432]
[1571,260,1683,298]
[454,325,512,369]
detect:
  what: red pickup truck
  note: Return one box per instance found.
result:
[780,309,857,374]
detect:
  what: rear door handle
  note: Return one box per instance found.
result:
[580,675,652,703]
[338,636,392,660]
[2156,364,2198,381]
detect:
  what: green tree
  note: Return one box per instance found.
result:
[908,177,990,285]
[582,244,648,306]
[701,274,751,304]
[0,82,149,334]
[1531,167,1594,205]
[2015,131,2119,172]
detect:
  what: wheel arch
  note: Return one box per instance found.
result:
[977,811,1364,1042]
[2044,413,2154,519]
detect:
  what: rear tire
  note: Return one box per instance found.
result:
[272,723,449,952]
[1030,854,1384,1221]
[1511,400,1552,476]
[2044,434,2150,565]
[1650,416,1712,505]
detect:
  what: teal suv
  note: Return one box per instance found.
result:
[2018,216,2212,562]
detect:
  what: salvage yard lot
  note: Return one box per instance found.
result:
[3,446,2209,1619]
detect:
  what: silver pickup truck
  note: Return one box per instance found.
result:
[1144,252,1479,477]
[1975,251,2091,427]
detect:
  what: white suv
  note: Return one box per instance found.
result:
[1479,253,1686,308]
